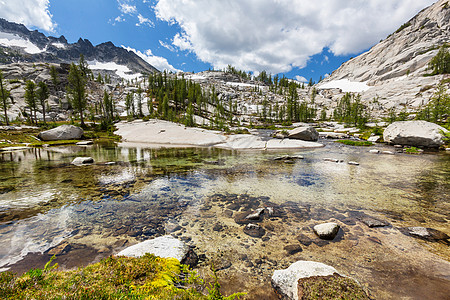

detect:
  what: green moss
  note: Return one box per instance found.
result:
[0,254,245,300]
[336,140,373,146]
[298,274,369,300]
[404,147,422,154]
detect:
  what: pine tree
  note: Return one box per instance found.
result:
[49,65,59,89]
[0,71,11,125]
[24,80,37,124]
[37,81,49,124]
[67,63,87,127]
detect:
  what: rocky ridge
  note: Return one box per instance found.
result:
[0,18,158,75]
[318,0,450,117]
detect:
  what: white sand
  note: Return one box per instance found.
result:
[115,119,324,150]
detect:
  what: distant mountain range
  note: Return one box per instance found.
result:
[0,18,158,75]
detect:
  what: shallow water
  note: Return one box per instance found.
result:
[0,141,449,299]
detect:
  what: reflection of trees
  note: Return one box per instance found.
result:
[414,157,450,211]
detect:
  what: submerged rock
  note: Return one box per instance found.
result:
[313,222,340,240]
[117,235,189,262]
[399,227,450,242]
[38,125,83,141]
[383,121,448,148]
[243,223,266,238]
[71,157,94,165]
[359,216,390,228]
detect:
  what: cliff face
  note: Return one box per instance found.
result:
[0,18,158,75]
[318,0,450,116]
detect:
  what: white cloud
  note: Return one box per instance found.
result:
[0,0,55,32]
[294,75,307,83]
[159,40,175,52]
[119,3,137,15]
[122,46,181,73]
[136,14,153,27]
[154,0,435,74]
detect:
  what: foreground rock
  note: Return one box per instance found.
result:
[71,157,94,165]
[288,126,319,141]
[117,235,189,262]
[383,121,448,148]
[38,125,84,141]
[271,261,342,300]
[313,222,340,240]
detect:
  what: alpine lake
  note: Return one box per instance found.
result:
[0,138,449,299]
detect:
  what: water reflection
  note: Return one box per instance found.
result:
[0,143,449,298]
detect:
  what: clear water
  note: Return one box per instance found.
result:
[0,142,449,299]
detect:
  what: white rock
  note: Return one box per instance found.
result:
[313,222,340,240]
[382,151,395,155]
[38,125,84,141]
[383,121,448,148]
[369,149,380,154]
[117,235,189,262]
[348,161,360,165]
[271,261,340,300]
[288,126,319,141]
[76,141,93,145]
[367,136,381,142]
[71,157,94,165]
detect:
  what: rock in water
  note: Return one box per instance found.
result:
[313,222,340,240]
[71,157,94,165]
[38,125,84,141]
[383,121,448,148]
[288,126,319,141]
[271,261,340,300]
[243,223,266,238]
[400,227,450,242]
[117,235,189,262]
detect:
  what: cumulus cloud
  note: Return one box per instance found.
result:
[159,40,175,52]
[0,0,55,32]
[154,0,435,74]
[122,46,181,73]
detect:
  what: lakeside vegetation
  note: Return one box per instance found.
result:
[0,254,244,300]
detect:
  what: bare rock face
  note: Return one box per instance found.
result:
[288,126,319,141]
[38,125,83,141]
[317,0,450,119]
[383,121,448,148]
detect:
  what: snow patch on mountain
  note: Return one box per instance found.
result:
[88,60,141,80]
[51,42,66,49]
[318,79,371,93]
[0,31,43,54]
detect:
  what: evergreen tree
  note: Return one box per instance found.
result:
[24,80,37,124]
[37,81,50,124]
[78,54,90,78]
[49,65,59,89]
[428,45,450,75]
[125,92,134,119]
[185,102,195,127]
[137,85,143,117]
[0,71,11,125]
[67,63,87,127]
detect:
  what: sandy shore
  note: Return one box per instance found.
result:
[114,119,324,150]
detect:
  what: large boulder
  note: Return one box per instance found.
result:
[117,235,189,262]
[313,222,340,240]
[272,261,368,300]
[38,125,84,141]
[272,261,340,300]
[288,126,319,141]
[383,121,448,148]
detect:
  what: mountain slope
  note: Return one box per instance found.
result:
[318,0,450,116]
[0,18,158,76]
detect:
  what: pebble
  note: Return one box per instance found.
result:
[369,149,380,154]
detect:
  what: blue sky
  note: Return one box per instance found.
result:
[0,0,437,82]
